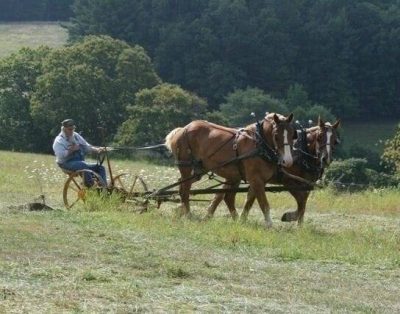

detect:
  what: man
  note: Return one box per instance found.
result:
[53,119,107,186]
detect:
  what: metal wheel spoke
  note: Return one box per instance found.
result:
[68,185,80,193]
[71,177,82,190]
[68,197,81,208]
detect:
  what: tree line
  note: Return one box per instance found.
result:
[67,0,400,119]
[0,36,399,185]
[0,1,399,184]
[0,35,334,153]
[0,0,73,21]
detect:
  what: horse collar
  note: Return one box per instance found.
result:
[255,120,279,163]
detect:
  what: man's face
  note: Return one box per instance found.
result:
[64,126,75,137]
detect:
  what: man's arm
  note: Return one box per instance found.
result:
[74,133,105,154]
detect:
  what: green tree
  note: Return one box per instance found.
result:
[285,83,312,110]
[285,84,335,124]
[219,87,288,127]
[67,0,400,119]
[0,47,51,151]
[382,123,400,176]
[115,83,207,146]
[30,36,160,148]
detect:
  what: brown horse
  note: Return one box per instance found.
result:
[205,117,340,225]
[165,113,296,228]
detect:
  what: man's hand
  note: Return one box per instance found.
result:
[95,146,106,153]
[68,144,80,154]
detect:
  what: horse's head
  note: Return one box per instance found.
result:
[307,117,340,167]
[265,113,296,167]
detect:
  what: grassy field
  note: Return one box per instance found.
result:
[0,150,399,312]
[0,22,67,58]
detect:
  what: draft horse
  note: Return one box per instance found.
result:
[205,117,340,225]
[165,113,296,228]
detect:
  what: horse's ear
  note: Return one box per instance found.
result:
[286,113,294,123]
[273,113,280,124]
[318,115,324,128]
[332,119,341,129]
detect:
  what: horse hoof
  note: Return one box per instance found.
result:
[203,214,212,221]
[281,211,297,222]
[265,222,273,229]
[281,212,290,222]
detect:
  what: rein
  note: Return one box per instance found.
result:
[107,143,167,151]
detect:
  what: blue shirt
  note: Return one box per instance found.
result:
[52,131,95,164]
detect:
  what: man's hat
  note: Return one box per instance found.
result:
[62,119,75,128]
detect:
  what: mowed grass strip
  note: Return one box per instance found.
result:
[0,209,399,312]
[1,150,400,312]
[0,211,400,312]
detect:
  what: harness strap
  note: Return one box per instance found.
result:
[255,121,279,163]
[233,129,247,182]
[171,121,283,189]
[294,128,323,179]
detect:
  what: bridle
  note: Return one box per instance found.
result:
[253,119,280,163]
[271,120,293,151]
[315,125,340,165]
[294,124,339,177]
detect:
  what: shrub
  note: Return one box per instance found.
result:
[323,158,399,191]
[219,87,288,127]
[114,83,207,147]
[348,144,385,172]
[382,123,400,176]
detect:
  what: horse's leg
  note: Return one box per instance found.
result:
[178,167,193,217]
[224,182,239,220]
[252,180,273,228]
[205,191,225,219]
[296,190,310,225]
[281,190,310,225]
[240,189,256,222]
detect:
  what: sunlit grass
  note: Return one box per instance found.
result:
[1,150,400,312]
[1,150,399,215]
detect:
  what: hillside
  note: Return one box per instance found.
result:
[0,22,67,58]
[0,150,399,312]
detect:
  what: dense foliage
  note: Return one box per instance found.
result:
[30,36,161,149]
[0,47,51,151]
[115,83,208,147]
[382,124,400,176]
[219,87,288,127]
[0,36,162,152]
[324,158,399,190]
[68,0,400,119]
[0,0,73,21]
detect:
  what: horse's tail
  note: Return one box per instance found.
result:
[165,127,184,156]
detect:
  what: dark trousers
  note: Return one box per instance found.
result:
[61,159,107,186]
